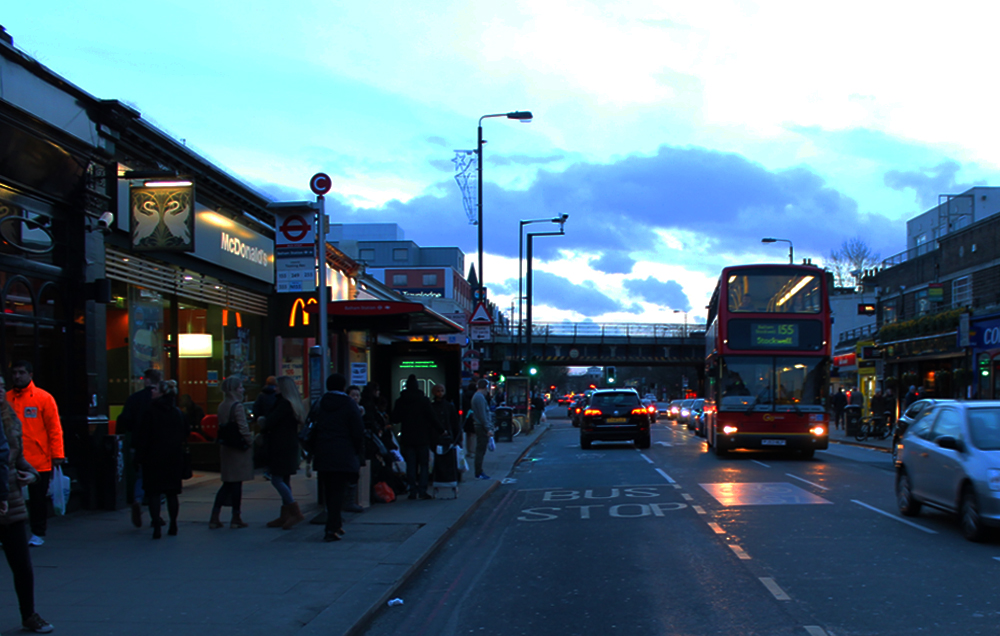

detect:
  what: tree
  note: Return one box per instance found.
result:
[827,237,880,290]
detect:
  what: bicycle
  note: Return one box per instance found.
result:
[855,414,892,442]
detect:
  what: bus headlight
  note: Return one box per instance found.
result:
[810,426,826,436]
[723,425,738,435]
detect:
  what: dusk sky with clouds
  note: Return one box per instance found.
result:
[6,2,998,325]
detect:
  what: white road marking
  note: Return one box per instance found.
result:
[501,478,517,484]
[759,577,790,600]
[785,473,829,491]
[804,626,829,636]
[752,460,771,468]
[639,453,654,464]
[655,441,673,447]
[692,505,706,514]
[851,500,938,534]
[681,493,694,501]
[655,468,676,483]
[729,544,751,559]
[993,557,1000,563]
[707,522,725,534]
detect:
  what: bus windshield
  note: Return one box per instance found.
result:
[719,356,826,412]
[728,270,821,314]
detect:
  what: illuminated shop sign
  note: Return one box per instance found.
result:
[130,181,195,252]
[192,206,273,283]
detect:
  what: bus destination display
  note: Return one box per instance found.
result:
[752,322,798,348]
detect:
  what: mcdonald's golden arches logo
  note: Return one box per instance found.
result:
[289,297,317,327]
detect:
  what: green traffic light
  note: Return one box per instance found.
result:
[529,366,538,376]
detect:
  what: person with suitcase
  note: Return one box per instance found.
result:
[430,384,460,497]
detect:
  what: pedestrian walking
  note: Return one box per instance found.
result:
[831,388,847,431]
[430,384,461,494]
[470,379,495,480]
[262,376,306,529]
[391,375,440,499]
[252,376,279,423]
[7,361,63,548]
[208,376,253,529]
[903,385,920,409]
[116,368,162,529]
[0,375,53,633]
[311,373,364,542]
[342,386,366,512]
[134,380,185,539]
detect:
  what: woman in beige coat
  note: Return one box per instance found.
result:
[209,376,254,529]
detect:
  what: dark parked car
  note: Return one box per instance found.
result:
[896,401,1000,541]
[569,395,589,427]
[579,389,651,449]
[892,399,952,464]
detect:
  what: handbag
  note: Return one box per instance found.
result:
[217,404,250,450]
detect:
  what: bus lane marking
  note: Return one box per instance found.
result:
[804,627,829,636]
[851,500,937,534]
[681,493,694,501]
[759,577,790,600]
[752,460,771,468]
[692,505,706,515]
[728,544,751,560]
[785,473,829,491]
[639,453,654,464]
[707,522,725,534]
[655,468,676,483]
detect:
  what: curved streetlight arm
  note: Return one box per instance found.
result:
[525,227,567,367]
[518,216,567,358]
[761,237,793,264]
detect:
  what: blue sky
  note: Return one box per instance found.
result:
[6,1,998,324]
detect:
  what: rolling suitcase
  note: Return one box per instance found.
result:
[432,441,459,499]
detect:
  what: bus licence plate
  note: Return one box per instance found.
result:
[607,417,627,423]
[761,439,786,446]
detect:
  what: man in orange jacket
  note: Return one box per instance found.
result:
[8,361,64,547]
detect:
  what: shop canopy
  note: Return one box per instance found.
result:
[309,300,465,336]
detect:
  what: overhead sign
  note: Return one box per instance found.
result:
[469,302,492,324]
[273,207,316,293]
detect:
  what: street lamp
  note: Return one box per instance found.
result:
[762,237,793,264]
[519,214,568,358]
[673,309,688,338]
[525,222,568,369]
[476,110,533,301]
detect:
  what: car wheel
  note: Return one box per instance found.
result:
[635,434,651,449]
[896,470,921,516]
[580,435,592,450]
[961,487,987,542]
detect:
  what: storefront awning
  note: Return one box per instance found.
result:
[315,300,465,335]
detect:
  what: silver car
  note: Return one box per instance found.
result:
[895,401,1000,541]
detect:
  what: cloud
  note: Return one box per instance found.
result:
[490,153,565,167]
[496,270,624,317]
[883,161,984,209]
[622,277,690,310]
[591,252,635,275]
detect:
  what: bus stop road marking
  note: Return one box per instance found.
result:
[655,468,676,483]
[759,577,790,600]
[707,522,725,534]
[752,460,771,468]
[852,500,937,534]
[681,493,694,501]
[729,544,751,560]
[804,627,829,636]
[638,453,654,464]
[692,505,706,514]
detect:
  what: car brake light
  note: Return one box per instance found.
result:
[647,405,656,413]
[584,408,602,417]
[723,425,738,435]
[631,407,648,416]
[810,426,826,436]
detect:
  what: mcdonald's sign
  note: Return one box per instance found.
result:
[275,295,320,336]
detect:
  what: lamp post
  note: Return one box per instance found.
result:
[476,110,533,301]
[525,222,568,367]
[673,309,688,338]
[519,214,568,358]
[762,237,793,264]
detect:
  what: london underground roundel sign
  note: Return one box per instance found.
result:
[310,173,332,195]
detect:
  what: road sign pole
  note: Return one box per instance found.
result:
[310,173,332,382]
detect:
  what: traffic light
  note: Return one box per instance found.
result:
[606,366,616,384]
[980,354,992,378]
[527,361,539,377]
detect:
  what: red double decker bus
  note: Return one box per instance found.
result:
[704,264,832,458]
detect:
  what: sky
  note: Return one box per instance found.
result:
[5,1,999,325]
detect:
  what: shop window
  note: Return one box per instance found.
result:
[4,278,34,317]
[422,274,438,286]
[392,274,408,286]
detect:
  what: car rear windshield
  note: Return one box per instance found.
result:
[968,408,1000,451]
[591,393,640,409]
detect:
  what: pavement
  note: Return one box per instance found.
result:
[0,418,551,636]
[826,422,894,453]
